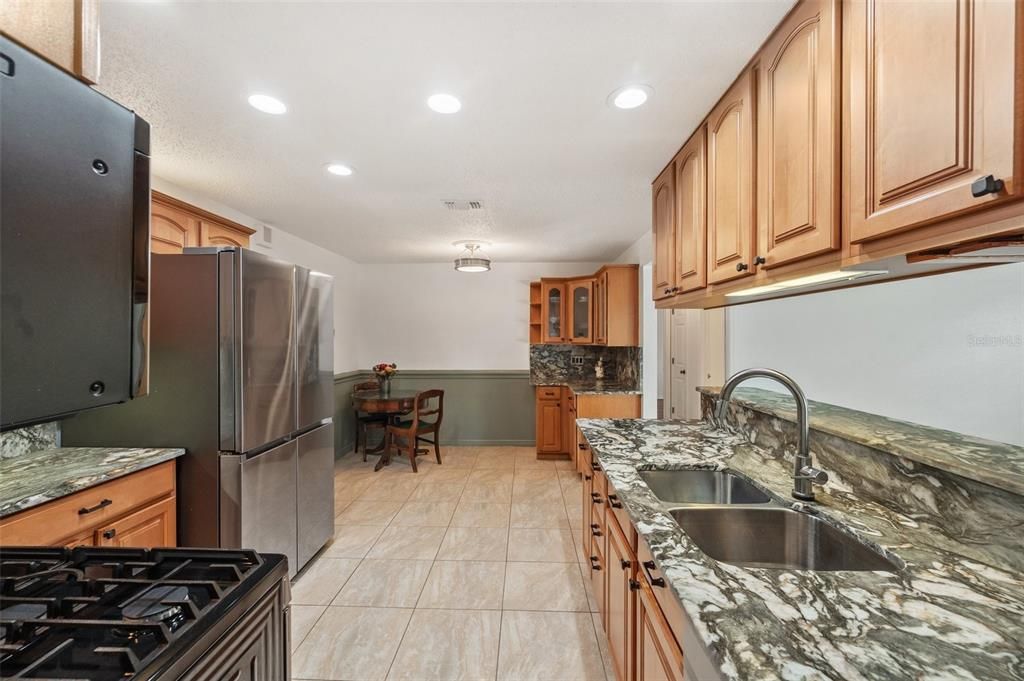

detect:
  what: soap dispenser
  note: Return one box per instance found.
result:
[595,357,605,380]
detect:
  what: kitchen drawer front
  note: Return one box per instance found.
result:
[638,535,688,646]
[0,460,176,546]
[537,386,561,400]
[590,463,608,536]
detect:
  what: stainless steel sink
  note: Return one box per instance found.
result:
[670,507,900,572]
[639,469,771,505]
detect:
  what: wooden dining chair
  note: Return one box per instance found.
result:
[385,389,444,473]
[353,380,388,461]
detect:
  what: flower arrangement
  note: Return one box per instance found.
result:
[372,362,397,379]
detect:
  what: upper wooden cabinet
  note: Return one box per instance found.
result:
[757,0,840,267]
[541,279,567,344]
[1,0,100,83]
[846,0,1022,242]
[531,265,638,346]
[567,279,594,344]
[674,126,708,292]
[150,192,255,255]
[707,68,756,285]
[652,165,677,299]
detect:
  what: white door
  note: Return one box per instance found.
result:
[669,310,689,419]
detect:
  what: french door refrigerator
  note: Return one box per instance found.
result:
[63,247,335,575]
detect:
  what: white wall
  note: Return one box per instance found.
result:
[355,262,600,370]
[153,178,362,372]
[726,264,1024,445]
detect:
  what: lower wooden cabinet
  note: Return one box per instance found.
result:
[579,438,687,681]
[536,388,640,459]
[0,461,178,549]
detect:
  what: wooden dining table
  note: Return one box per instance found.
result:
[352,389,419,471]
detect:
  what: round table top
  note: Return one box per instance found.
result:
[352,389,418,412]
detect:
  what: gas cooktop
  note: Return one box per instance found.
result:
[0,547,288,680]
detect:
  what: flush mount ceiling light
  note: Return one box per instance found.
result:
[247,93,287,115]
[453,240,491,273]
[427,93,462,114]
[325,163,353,176]
[608,84,653,110]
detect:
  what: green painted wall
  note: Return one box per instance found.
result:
[333,370,535,457]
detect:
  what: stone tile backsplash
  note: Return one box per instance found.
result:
[530,344,641,387]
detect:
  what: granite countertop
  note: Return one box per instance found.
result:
[577,418,1024,681]
[0,447,185,518]
[533,380,642,395]
[699,386,1024,497]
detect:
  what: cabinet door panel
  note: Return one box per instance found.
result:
[636,578,685,681]
[652,166,676,299]
[847,0,1020,242]
[96,496,176,548]
[541,281,566,343]
[536,399,563,453]
[151,202,199,255]
[568,279,594,344]
[674,127,707,292]
[707,70,756,284]
[607,517,635,681]
[201,220,251,248]
[758,0,840,267]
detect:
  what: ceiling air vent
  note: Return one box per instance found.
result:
[443,200,485,211]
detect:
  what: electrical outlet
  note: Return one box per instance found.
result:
[571,356,584,366]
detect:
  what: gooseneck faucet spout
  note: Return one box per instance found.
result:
[714,368,828,502]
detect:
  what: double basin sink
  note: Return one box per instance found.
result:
[639,469,899,572]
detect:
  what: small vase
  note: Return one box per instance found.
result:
[379,376,392,396]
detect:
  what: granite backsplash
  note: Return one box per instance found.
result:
[0,422,60,459]
[530,344,640,387]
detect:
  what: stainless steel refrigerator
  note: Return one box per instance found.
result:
[64,247,335,575]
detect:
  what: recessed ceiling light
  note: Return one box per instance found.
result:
[325,163,353,177]
[608,84,653,110]
[247,93,287,115]
[427,93,462,114]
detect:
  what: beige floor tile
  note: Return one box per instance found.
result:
[419,466,472,483]
[335,500,404,526]
[507,528,577,562]
[514,456,561,470]
[408,481,466,501]
[332,559,433,607]
[291,557,361,605]
[357,477,421,502]
[510,501,570,529]
[323,524,385,559]
[450,501,510,528]
[512,479,564,503]
[502,562,589,612]
[573,528,588,565]
[368,525,447,560]
[497,611,607,681]
[292,606,413,681]
[417,561,506,610]
[333,496,353,516]
[461,481,513,503]
[391,500,457,527]
[387,609,501,681]
[468,468,515,484]
[514,467,559,482]
[473,451,517,469]
[437,526,509,561]
[592,612,615,681]
[441,450,480,468]
[290,605,325,652]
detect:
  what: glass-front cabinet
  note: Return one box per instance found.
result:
[541,280,567,343]
[568,278,594,344]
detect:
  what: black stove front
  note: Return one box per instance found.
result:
[0,547,289,681]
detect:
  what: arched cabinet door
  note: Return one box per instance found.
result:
[673,125,707,293]
[150,202,199,254]
[756,0,840,268]
[707,68,755,285]
[200,221,251,248]
[541,280,566,343]
[651,164,676,300]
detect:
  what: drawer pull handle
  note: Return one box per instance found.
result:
[591,527,602,537]
[608,494,623,509]
[620,559,631,569]
[102,528,117,540]
[590,557,601,571]
[578,443,586,450]
[591,463,602,472]
[584,474,592,481]
[78,499,113,515]
[629,579,641,591]
[642,560,666,588]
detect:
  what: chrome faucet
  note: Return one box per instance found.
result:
[714,368,828,501]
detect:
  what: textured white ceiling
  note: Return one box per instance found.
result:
[98,1,794,263]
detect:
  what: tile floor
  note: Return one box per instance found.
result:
[290,446,613,681]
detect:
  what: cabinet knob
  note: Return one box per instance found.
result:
[102,528,116,540]
[971,175,1005,198]
[629,579,641,591]
[735,262,749,272]
[663,288,672,295]
[753,256,766,266]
